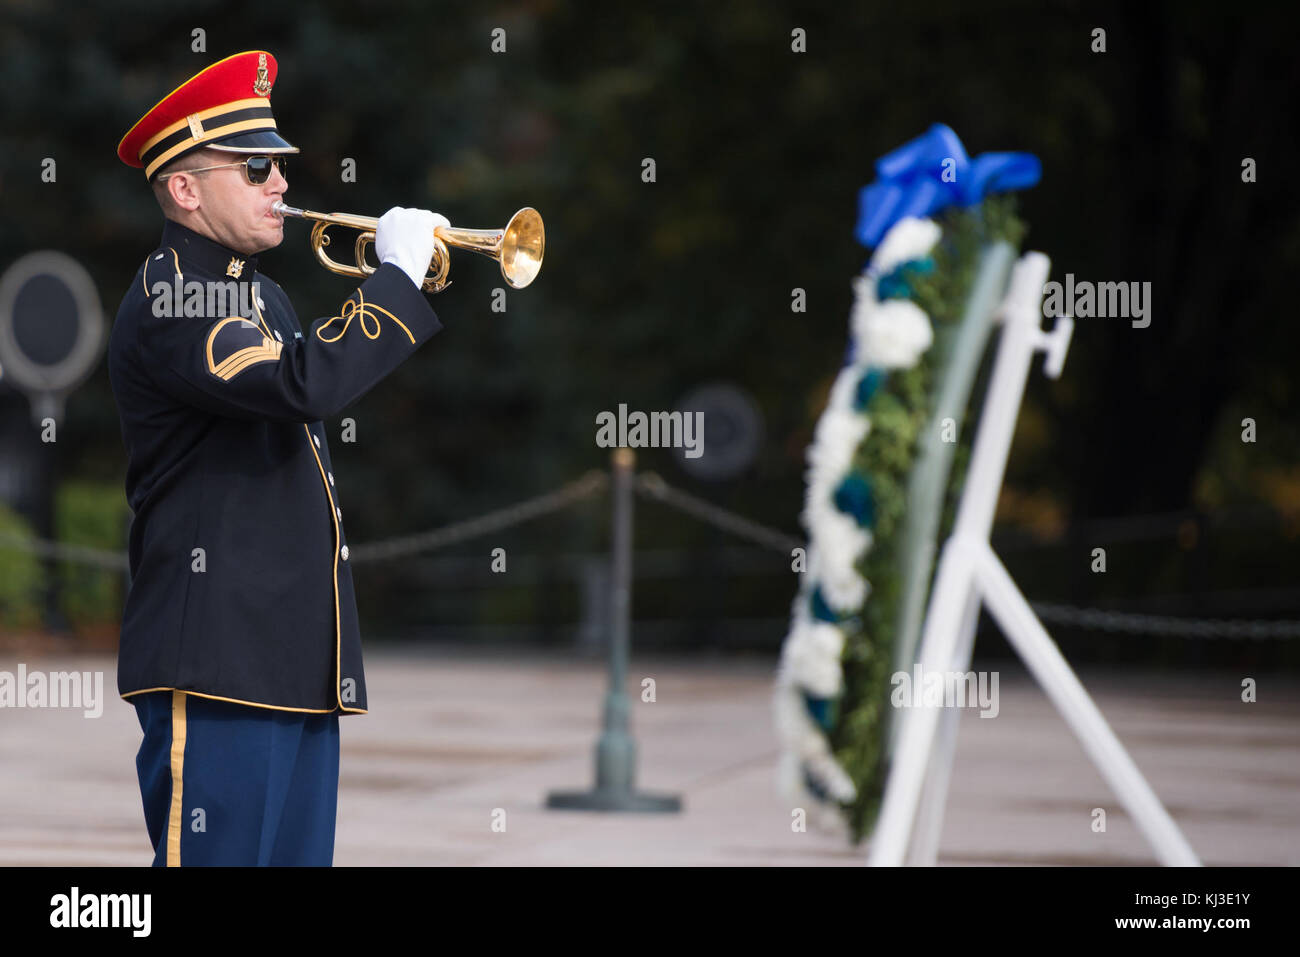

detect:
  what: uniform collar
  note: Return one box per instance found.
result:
[160,219,260,278]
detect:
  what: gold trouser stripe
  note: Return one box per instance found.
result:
[166,690,187,866]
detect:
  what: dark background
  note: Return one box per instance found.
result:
[1,0,1297,667]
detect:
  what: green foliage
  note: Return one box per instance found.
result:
[0,505,42,630]
[55,481,129,629]
[831,197,1025,842]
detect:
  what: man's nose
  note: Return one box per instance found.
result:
[266,163,288,192]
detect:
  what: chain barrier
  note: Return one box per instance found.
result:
[0,532,129,572]
[348,470,608,562]
[1030,601,1300,640]
[2,470,1297,639]
[634,471,805,553]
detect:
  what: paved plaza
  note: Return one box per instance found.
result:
[0,645,1296,866]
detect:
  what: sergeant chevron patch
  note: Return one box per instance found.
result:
[205,316,284,380]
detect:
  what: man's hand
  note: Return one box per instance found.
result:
[376,207,450,290]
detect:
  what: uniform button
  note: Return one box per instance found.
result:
[314,434,321,449]
[328,472,335,486]
[336,507,342,522]
[274,330,283,342]
[340,545,350,561]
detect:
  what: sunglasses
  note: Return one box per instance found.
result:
[156,154,288,186]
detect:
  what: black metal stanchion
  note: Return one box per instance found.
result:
[547,448,681,812]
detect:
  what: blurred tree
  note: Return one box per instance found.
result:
[0,0,1295,646]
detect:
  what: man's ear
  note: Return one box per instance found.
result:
[167,171,203,212]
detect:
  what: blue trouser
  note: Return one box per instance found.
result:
[133,690,340,866]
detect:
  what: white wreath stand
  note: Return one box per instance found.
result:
[867,252,1200,867]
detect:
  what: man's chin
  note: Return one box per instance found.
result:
[250,225,285,255]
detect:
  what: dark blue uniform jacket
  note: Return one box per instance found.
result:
[108,218,441,714]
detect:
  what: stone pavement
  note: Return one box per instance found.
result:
[0,646,1296,866]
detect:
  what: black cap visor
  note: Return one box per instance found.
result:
[205,129,299,154]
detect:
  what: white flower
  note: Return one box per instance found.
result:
[803,752,858,805]
[773,215,946,814]
[825,362,864,412]
[853,298,933,369]
[850,274,877,318]
[816,525,872,610]
[772,674,858,806]
[803,486,869,555]
[870,216,941,278]
[809,406,867,472]
[804,408,868,510]
[781,621,847,697]
[808,619,846,659]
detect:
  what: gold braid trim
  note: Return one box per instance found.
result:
[316,288,416,345]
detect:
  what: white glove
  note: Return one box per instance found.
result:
[376,207,450,289]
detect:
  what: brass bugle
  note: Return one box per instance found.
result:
[272,201,544,294]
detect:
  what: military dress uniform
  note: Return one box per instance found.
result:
[109,51,441,865]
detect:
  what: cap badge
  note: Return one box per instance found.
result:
[253,53,272,96]
[226,257,245,278]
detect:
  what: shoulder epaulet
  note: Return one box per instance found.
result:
[141,247,182,298]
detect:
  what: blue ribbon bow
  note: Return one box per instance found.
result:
[854,123,1041,249]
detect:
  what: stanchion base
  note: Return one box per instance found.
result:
[545,789,682,813]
